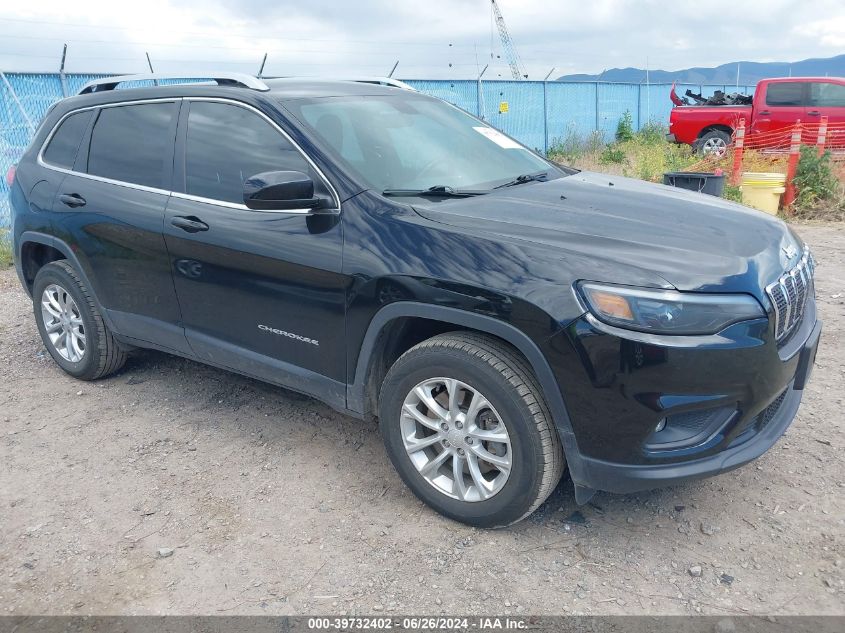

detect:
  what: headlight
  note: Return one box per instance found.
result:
[579,282,765,335]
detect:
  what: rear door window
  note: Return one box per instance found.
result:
[43,110,93,169]
[87,102,177,189]
[809,82,845,108]
[765,82,806,107]
[184,101,315,205]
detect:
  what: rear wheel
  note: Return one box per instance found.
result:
[33,261,127,380]
[378,332,564,528]
[696,129,731,156]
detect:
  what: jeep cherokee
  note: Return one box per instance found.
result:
[7,73,822,527]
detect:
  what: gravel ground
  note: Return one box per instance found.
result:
[0,223,843,617]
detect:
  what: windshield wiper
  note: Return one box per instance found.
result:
[381,185,487,198]
[493,171,549,189]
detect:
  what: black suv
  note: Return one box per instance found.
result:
[8,73,821,527]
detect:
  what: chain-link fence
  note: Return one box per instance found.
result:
[0,72,755,227]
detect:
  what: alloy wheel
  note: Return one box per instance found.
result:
[400,377,512,502]
[702,137,728,156]
[40,284,86,362]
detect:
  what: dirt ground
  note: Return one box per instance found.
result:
[0,224,843,617]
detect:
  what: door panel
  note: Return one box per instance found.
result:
[52,176,188,352]
[164,99,348,396]
[808,81,845,148]
[164,196,347,387]
[50,100,188,353]
[752,81,806,135]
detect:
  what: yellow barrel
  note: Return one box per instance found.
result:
[740,172,787,215]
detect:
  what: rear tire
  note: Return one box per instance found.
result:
[378,332,564,528]
[33,260,127,380]
[695,129,731,156]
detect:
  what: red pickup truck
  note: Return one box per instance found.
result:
[668,76,845,154]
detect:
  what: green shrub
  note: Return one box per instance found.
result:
[793,146,839,209]
[600,145,626,164]
[548,129,588,163]
[637,121,668,145]
[0,230,12,268]
[615,111,634,142]
[722,184,742,203]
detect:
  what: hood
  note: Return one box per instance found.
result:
[412,171,802,297]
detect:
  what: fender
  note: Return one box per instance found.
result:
[347,301,587,493]
[16,231,121,334]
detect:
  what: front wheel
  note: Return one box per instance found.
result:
[378,332,565,528]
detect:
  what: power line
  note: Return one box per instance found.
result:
[0,17,479,48]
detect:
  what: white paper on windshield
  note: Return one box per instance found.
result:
[473,126,523,149]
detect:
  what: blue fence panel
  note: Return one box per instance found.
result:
[1,73,758,228]
[477,80,546,152]
[403,79,478,116]
[546,82,597,148]
[2,73,71,228]
[638,83,674,126]
[597,83,640,140]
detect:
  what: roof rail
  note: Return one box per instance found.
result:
[348,77,416,91]
[77,72,270,95]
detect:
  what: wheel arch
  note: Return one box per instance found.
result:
[17,231,116,332]
[697,124,733,139]
[348,302,582,467]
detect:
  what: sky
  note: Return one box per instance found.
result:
[1,0,843,79]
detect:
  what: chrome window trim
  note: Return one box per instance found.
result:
[36,96,341,215]
[37,98,179,197]
[182,97,341,214]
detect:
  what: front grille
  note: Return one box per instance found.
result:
[766,249,815,341]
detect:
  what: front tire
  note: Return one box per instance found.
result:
[33,260,127,380]
[378,332,564,528]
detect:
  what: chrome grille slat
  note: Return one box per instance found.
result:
[765,249,814,343]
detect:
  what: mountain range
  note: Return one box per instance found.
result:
[556,54,845,84]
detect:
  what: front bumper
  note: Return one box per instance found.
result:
[542,302,821,499]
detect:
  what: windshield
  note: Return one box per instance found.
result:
[284,95,561,194]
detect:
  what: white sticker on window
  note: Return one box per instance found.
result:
[473,126,523,149]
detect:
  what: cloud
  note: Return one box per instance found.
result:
[0,0,842,78]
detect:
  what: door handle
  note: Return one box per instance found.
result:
[757,110,771,116]
[59,193,86,208]
[171,216,209,233]
[807,110,821,116]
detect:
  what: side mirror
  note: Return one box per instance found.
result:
[243,171,331,212]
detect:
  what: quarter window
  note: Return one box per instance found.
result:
[185,101,313,205]
[765,82,805,107]
[809,82,845,108]
[87,102,176,189]
[43,110,93,169]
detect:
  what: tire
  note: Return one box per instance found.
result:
[695,129,731,156]
[378,332,565,528]
[33,260,127,380]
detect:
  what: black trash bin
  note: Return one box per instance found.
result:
[663,172,726,197]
